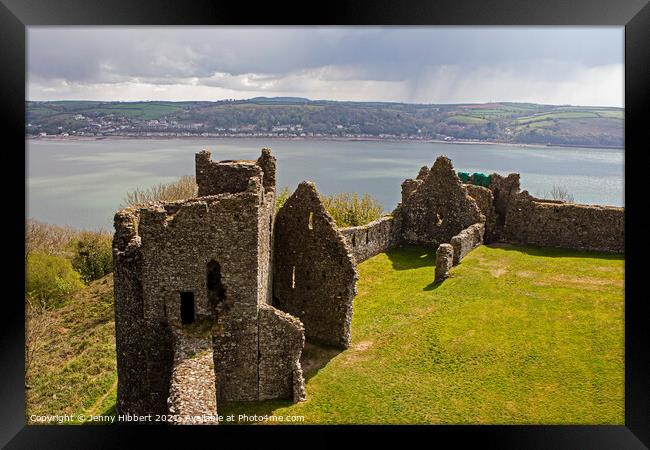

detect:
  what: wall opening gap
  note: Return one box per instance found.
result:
[308,211,314,230]
[207,260,226,309]
[292,266,296,289]
[180,292,195,324]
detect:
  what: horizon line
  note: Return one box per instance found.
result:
[25,97,624,109]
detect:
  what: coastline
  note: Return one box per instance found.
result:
[25,134,624,151]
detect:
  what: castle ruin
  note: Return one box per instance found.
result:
[113,149,624,423]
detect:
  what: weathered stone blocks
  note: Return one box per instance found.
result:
[503,191,624,253]
[400,155,483,248]
[339,215,401,264]
[258,304,306,401]
[167,329,218,424]
[113,148,306,420]
[450,223,485,265]
[435,243,454,282]
[273,181,358,349]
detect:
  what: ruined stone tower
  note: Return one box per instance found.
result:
[112,149,305,421]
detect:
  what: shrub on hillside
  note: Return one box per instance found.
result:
[26,252,84,309]
[25,220,76,259]
[71,231,113,283]
[122,175,198,207]
[275,186,290,212]
[321,192,384,227]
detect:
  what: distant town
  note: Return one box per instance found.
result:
[26,98,624,148]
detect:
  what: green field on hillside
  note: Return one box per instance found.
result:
[26,244,624,425]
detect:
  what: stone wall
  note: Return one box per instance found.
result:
[464,184,496,243]
[450,223,485,265]
[196,150,263,196]
[273,181,358,349]
[113,209,174,416]
[503,191,624,253]
[167,329,218,424]
[435,244,454,282]
[114,148,306,418]
[135,190,264,402]
[486,172,521,241]
[258,304,306,402]
[338,215,401,263]
[400,156,483,248]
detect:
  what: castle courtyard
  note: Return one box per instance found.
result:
[219,244,624,424]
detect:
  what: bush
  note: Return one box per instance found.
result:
[26,220,76,259]
[123,175,198,207]
[321,192,384,227]
[26,252,84,309]
[71,231,113,283]
[275,186,290,212]
[549,185,575,202]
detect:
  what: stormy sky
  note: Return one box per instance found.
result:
[27,27,624,107]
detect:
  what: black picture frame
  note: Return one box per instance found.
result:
[2,0,648,447]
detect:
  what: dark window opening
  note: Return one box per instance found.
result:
[352,234,356,247]
[365,230,370,244]
[180,292,195,324]
[207,260,226,308]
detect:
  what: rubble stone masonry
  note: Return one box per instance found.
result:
[273,181,358,349]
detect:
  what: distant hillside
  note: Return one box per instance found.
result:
[26,98,624,148]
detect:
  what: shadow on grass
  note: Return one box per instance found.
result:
[386,245,436,270]
[422,279,445,291]
[486,243,624,260]
[100,402,116,417]
[300,341,342,382]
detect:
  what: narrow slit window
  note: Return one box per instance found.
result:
[366,229,370,244]
[292,266,296,289]
[308,212,314,230]
[180,292,195,324]
[207,260,226,308]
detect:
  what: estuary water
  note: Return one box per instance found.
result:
[27,138,624,230]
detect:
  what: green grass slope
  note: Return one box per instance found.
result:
[26,275,117,424]
[221,244,624,424]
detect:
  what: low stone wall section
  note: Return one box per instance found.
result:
[258,304,306,402]
[339,215,401,263]
[503,191,624,253]
[450,222,485,265]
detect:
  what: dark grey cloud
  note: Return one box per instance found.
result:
[27,26,624,106]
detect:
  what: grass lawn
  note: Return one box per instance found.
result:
[26,244,624,425]
[220,244,624,424]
